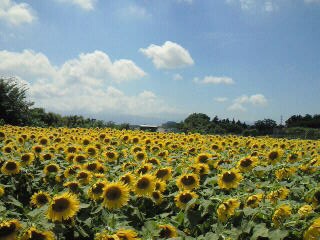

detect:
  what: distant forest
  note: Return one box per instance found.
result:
[1,78,320,139]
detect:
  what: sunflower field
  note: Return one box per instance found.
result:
[0,126,319,240]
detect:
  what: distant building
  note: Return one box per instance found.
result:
[131,124,165,132]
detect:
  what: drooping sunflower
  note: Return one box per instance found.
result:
[267,187,290,203]
[31,191,51,208]
[159,224,178,239]
[298,205,313,219]
[155,167,172,181]
[1,160,20,175]
[237,157,258,172]
[217,169,243,190]
[176,173,200,190]
[102,182,130,209]
[0,186,4,197]
[88,180,108,201]
[134,174,156,197]
[151,191,163,205]
[47,192,80,222]
[0,219,21,240]
[174,190,198,209]
[116,229,140,240]
[275,167,297,180]
[245,193,264,208]
[217,198,240,222]
[272,204,292,228]
[303,217,320,240]
[20,227,55,240]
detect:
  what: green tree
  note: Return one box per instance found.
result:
[0,77,34,125]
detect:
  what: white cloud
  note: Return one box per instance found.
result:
[140,41,194,70]
[57,0,95,11]
[214,97,228,103]
[0,0,36,26]
[0,49,175,116]
[226,0,278,12]
[119,5,151,19]
[194,76,235,85]
[228,94,268,112]
[173,73,183,81]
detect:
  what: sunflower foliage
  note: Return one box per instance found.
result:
[0,126,319,240]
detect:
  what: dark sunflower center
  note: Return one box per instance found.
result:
[21,154,31,162]
[75,156,86,163]
[0,223,16,237]
[34,146,42,153]
[240,159,253,167]
[179,193,192,203]
[159,227,173,238]
[30,231,46,240]
[136,153,145,160]
[137,178,150,189]
[314,191,320,202]
[87,163,97,171]
[181,176,195,186]
[107,152,115,158]
[246,197,257,205]
[68,183,79,192]
[4,147,12,153]
[5,162,17,171]
[47,165,58,172]
[289,154,298,160]
[78,172,88,179]
[52,198,70,212]
[152,192,160,200]
[198,155,208,163]
[137,166,148,175]
[43,154,52,160]
[87,148,96,155]
[68,147,76,153]
[222,172,236,183]
[105,187,121,201]
[92,183,104,194]
[36,194,49,205]
[269,152,279,160]
[121,176,131,185]
[156,169,169,178]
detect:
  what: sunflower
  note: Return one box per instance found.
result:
[246,193,263,208]
[95,231,120,240]
[102,182,130,209]
[217,198,240,222]
[267,187,290,204]
[174,190,198,209]
[192,163,210,176]
[275,167,297,180]
[32,145,43,154]
[63,181,81,194]
[73,154,87,164]
[31,191,51,208]
[64,165,81,178]
[134,174,156,197]
[116,229,140,240]
[20,227,55,240]
[151,191,163,205]
[86,145,98,156]
[155,167,172,181]
[76,170,92,185]
[0,219,21,240]
[217,169,243,190]
[0,186,4,197]
[298,205,313,219]
[47,192,80,222]
[134,151,147,161]
[176,173,200,190]
[1,160,20,175]
[136,164,152,175]
[88,180,108,201]
[84,161,101,172]
[155,180,167,193]
[41,153,54,161]
[267,149,283,164]
[146,157,160,166]
[159,225,177,239]
[195,153,212,164]
[303,217,320,240]
[272,204,292,228]
[120,173,136,187]
[237,157,258,172]
[105,151,119,162]
[44,163,60,176]
[20,152,34,166]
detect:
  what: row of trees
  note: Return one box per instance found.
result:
[285,114,320,128]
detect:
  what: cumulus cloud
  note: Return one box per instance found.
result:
[56,0,96,11]
[0,0,36,26]
[173,73,183,81]
[140,41,194,70]
[228,94,267,112]
[194,76,235,85]
[0,49,176,116]
[214,97,228,103]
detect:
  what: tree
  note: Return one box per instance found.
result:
[183,113,211,133]
[253,119,277,135]
[0,77,34,125]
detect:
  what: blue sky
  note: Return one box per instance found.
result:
[0,0,319,124]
